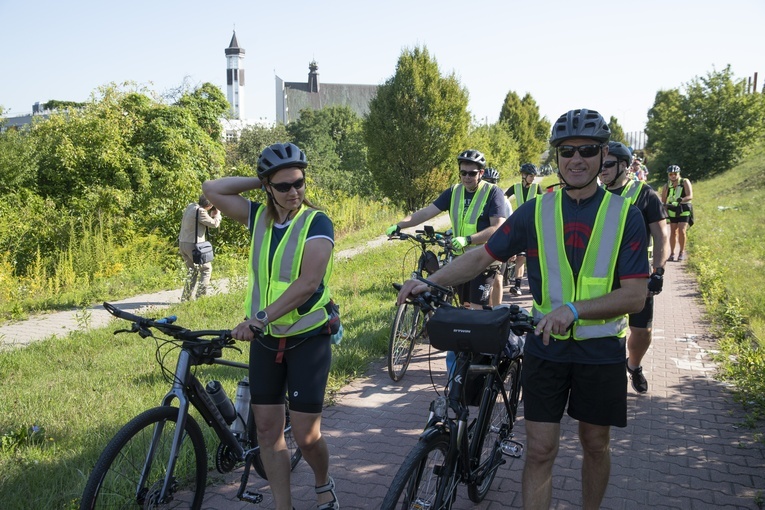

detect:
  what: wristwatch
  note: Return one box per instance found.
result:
[466,235,473,245]
[654,267,665,276]
[255,310,269,326]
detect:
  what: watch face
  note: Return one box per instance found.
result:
[256,311,267,322]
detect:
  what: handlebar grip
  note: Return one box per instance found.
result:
[103,302,144,323]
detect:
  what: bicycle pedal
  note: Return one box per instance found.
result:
[500,439,524,458]
[238,490,264,504]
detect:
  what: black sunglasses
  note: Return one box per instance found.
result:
[602,160,619,169]
[460,170,479,177]
[557,144,602,159]
[269,178,305,193]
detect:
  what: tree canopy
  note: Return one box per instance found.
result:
[498,91,550,166]
[365,46,470,210]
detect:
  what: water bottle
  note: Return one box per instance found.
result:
[230,378,251,437]
[205,380,236,425]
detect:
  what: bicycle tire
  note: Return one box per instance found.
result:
[381,430,457,510]
[387,301,422,381]
[249,406,303,480]
[80,406,207,510]
[467,359,521,502]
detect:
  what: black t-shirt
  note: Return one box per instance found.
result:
[504,182,542,202]
[432,183,506,233]
[485,187,649,364]
[608,182,667,240]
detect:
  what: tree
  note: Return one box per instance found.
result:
[608,116,627,145]
[287,105,372,197]
[498,91,551,165]
[365,46,470,210]
[228,122,289,174]
[646,66,765,179]
[465,122,519,177]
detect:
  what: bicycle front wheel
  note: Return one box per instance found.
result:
[467,359,521,502]
[80,406,207,510]
[387,302,422,381]
[249,405,303,480]
[381,430,457,510]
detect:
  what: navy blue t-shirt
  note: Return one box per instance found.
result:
[485,187,649,364]
[247,201,334,319]
[432,183,507,233]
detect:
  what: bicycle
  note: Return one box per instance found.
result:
[80,302,302,509]
[382,278,534,509]
[387,225,458,381]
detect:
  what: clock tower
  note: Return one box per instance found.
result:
[225,31,245,119]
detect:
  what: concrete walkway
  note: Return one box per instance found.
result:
[200,261,764,509]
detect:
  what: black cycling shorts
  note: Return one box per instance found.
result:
[456,266,499,306]
[668,216,690,224]
[248,332,332,414]
[522,352,627,428]
[629,296,654,329]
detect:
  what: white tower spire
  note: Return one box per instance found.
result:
[225,31,245,119]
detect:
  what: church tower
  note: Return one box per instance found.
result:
[225,31,245,119]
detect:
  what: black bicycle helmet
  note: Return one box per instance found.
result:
[520,163,539,176]
[667,165,681,173]
[549,109,611,147]
[457,149,487,169]
[483,167,500,183]
[257,142,308,179]
[607,142,632,164]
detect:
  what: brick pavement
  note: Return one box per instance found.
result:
[200,261,765,509]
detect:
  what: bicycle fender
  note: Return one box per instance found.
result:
[419,423,450,441]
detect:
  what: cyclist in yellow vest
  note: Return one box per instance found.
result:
[203,142,339,510]
[601,141,669,394]
[661,165,694,261]
[482,167,512,307]
[398,109,649,509]
[504,163,543,296]
[386,149,507,310]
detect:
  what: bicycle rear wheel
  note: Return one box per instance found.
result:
[80,406,207,510]
[381,430,457,510]
[467,359,521,502]
[387,301,422,381]
[249,405,303,480]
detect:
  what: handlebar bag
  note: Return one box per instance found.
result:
[427,305,513,355]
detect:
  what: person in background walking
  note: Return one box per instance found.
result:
[504,163,543,296]
[178,194,220,301]
[482,167,512,306]
[601,142,669,394]
[661,165,693,261]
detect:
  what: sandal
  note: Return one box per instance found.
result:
[668,254,675,262]
[315,476,339,510]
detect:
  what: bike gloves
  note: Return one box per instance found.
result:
[386,225,400,236]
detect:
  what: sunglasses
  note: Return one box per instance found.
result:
[602,161,619,169]
[460,170,479,177]
[557,144,602,159]
[269,178,305,193]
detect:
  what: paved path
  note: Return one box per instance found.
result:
[199,262,765,509]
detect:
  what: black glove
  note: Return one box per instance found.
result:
[648,269,664,294]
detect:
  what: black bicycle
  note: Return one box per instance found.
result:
[387,226,458,381]
[80,303,301,509]
[382,279,533,509]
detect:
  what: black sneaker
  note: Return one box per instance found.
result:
[509,286,522,296]
[626,362,648,393]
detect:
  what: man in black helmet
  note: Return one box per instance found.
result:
[504,163,543,296]
[386,149,507,310]
[398,109,649,509]
[601,141,669,394]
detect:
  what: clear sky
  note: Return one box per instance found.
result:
[1,0,763,134]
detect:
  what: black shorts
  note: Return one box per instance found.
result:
[522,352,627,427]
[455,266,499,305]
[629,296,654,329]
[248,332,332,414]
[668,215,690,224]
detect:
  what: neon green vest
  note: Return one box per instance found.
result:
[533,190,630,340]
[449,181,492,254]
[513,182,539,209]
[619,180,643,205]
[667,179,690,218]
[245,205,332,337]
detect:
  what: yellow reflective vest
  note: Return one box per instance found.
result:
[667,179,691,218]
[245,204,332,337]
[449,181,492,254]
[533,190,630,340]
[512,182,539,209]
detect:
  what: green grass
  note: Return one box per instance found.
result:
[0,240,409,509]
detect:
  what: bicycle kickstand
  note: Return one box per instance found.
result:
[236,452,264,504]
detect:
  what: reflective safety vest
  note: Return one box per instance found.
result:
[667,179,691,218]
[533,190,631,340]
[449,181,492,254]
[513,182,539,209]
[619,180,643,205]
[245,205,332,337]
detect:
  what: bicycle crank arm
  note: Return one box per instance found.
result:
[500,438,524,458]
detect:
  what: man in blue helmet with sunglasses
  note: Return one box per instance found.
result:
[398,109,649,509]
